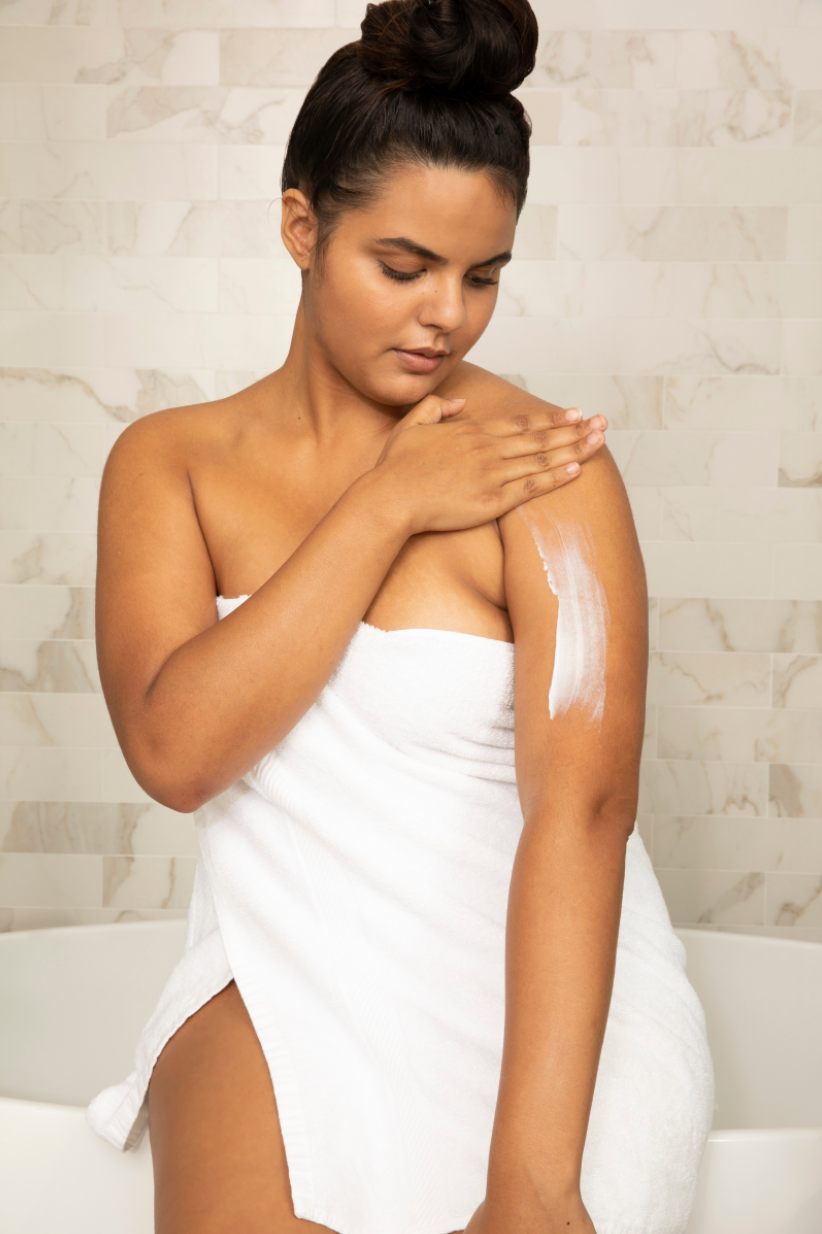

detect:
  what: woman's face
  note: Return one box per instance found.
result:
[290,162,518,407]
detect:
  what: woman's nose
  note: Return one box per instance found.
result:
[418,278,466,334]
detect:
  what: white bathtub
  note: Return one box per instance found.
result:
[0,922,820,1234]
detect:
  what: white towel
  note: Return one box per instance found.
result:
[87,598,714,1234]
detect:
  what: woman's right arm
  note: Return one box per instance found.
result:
[96,394,605,813]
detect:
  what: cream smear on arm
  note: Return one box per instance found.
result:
[516,506,610,726]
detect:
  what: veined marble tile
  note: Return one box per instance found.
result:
[661,488,822,542]
[474,317,781,376]
[0,0,117,23]
[0,745,101,800]
[0,311,104,367]
[655,868,765,925]
[101,746,155,803]
[665,375,822,432]
[589,31,677,88]
[658,598,822,653]
[0,28,125,82]
[71,254,218,312]
[648,595,659,650]
[0,800,196,854]
[1,422,105,478]
[784,322,822,377]
[671,262,822,319]
[528,1,821,29]
[102,853,196,909]
[218,144,284,200]
[0,852,101,907]
[610,431,776,486]
[770,763,822,817]
[118,0,335,25]
[0,85,106,141]
[502,374,663,428]
[0,365,215,422]
[0,200,104,255]
[0,532,96,586]
[775,544,822,600]
[517,90,562,145]
[0,476,100,532]
[106,85,306,145]
[0,254,62,311]
[772,654,822,708]
[639,757,768,815]
[636,813,653,850]
[560,89,792,148]
[218,257,301,314]
[648,651,770,707]
[557,205,786,262]
[653,816,822,873]
[214,369,262,398]
[675,149,822,206]
[0,639,99,693]
[104,310,294,369]
[510,205,557,260]
[0,906,189,932]
[641,541,774,598]
[498,261,676,319]
[787,206,822,261]
[108,200,287,258]
[676,30,822,89]
[766,872,822,926]
[658,706,822,764]
[0,142,217,201]
[0,691,115,746]
[795,91,822,146]
[643,704,657,757]
[526,30,591,87]
[0,585,93,639]
[779,433,822,488]
[626,486,661,538]
[528,148,676,206]
[217,27,352,88]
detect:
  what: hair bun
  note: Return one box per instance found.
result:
[358,0,538,99]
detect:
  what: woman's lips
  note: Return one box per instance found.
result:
[393,348,445,374]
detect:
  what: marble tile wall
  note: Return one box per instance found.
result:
[0,0,820,939]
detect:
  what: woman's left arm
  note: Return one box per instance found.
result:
[471,433,649,1232]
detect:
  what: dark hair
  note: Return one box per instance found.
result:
[281,0,538,261]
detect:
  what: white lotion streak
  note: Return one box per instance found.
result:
[517,507,610,726]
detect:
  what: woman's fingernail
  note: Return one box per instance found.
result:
[590,415,606,430]
[564,407,582,423]
[587,431,602,445]
[566,462,580,475]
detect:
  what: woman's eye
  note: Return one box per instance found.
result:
[469,275,499,287]
[379,262,422,282]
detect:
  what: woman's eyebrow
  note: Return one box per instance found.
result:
[376,236,513,268]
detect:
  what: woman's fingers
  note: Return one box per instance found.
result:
[496,461,585,514]
[497,414,607,459]
[488,405,586,436]
[499,428,606,484]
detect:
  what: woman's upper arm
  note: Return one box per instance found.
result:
[499,443,648,830]
[95,411,218,752]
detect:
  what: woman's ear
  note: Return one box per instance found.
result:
[281,188,318,271]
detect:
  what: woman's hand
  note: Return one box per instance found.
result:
[463,1190,597,1234]
[369,394,607,536]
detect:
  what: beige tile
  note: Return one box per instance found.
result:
[779,433,822,487]
[648,651,770,707]
[518,91,562,145]
[653,816,822,873]
[102,854,196,909]
[775,544,822,600]
[640,758,768,815]
[658,598,822,653]
[661,488,822,542]
[0,639,99,692]
[655,867,765,925]
[0,799,196,855]
[642,541,774,598]
[0,533,96,586]
[0,906,189,932]
[658,706,822,764]
[0,745,101,800]
[219,28,354,87]
[558,205,787,262]
[769,763,822,817]
[0,851,100,907]
[665,375,822,433]
[794,91,822,146]
[772,655,822,708]
[765,872,822,926]
[610,431,776,486]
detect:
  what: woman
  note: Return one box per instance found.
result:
[86,2,714,1232]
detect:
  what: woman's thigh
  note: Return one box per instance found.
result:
[147,979,334,1234]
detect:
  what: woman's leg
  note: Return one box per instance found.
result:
[147,979,335,1234]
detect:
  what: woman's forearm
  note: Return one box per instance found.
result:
[485,809,633,1210]
[128,469,409,812]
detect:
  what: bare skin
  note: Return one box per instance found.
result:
[98,163,646,1232]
